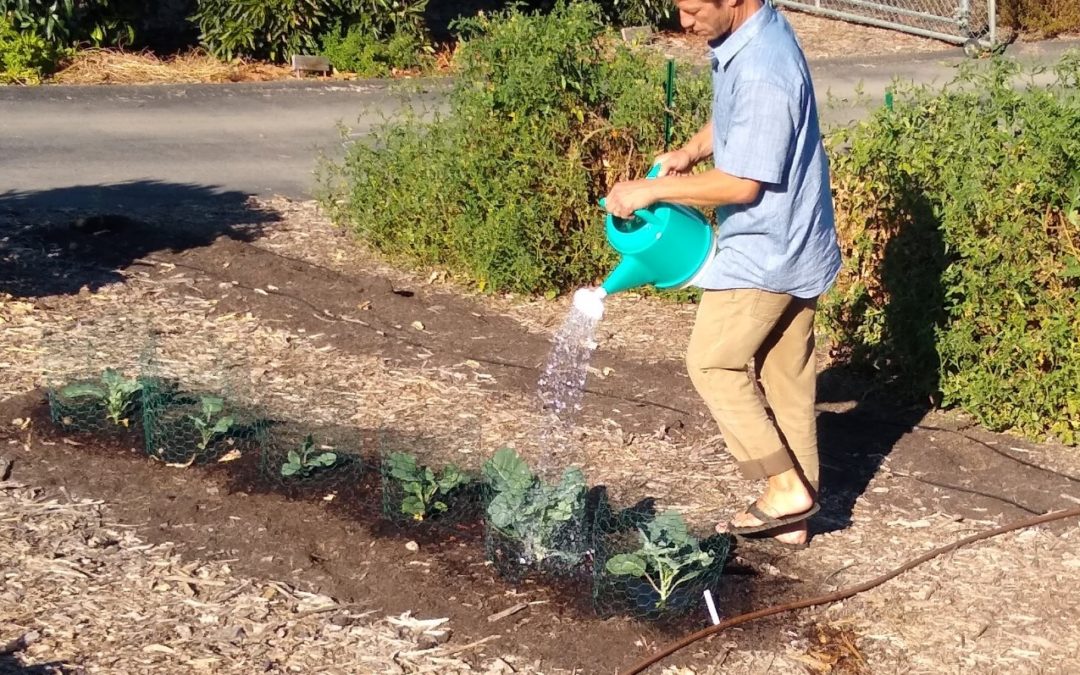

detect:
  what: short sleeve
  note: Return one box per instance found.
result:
[716,80,799,185]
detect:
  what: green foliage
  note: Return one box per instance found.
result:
[386,451,469,520]
[192,0,328,61]
[1000,0,1080,38]
[191,0,429,63]
[280,434,338,478]
[605,510,713,609]
[824,54,1080,444]
[321,1,711,296]
[596,0,672,27]
[0,0,140,48]
[0,14,60,83]
[59,368,142,427]
[187,395,234,450]
[482,447,587,565]
[319,17,429,77]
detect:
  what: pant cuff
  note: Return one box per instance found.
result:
[737,447,795,480]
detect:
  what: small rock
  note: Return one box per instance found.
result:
[405,541,419,553]
[417,629,451,650]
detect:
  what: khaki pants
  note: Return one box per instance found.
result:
[686,289,819,490]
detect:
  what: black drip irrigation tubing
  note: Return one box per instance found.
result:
[622,506,1080,675]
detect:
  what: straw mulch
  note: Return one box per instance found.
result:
[51,49,293,85]
[0,475,507,674]
[3,200,1080,673]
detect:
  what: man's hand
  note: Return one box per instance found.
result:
[602,178,658,220]
[653,148,697,176]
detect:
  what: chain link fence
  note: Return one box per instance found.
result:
[776,0,997,48]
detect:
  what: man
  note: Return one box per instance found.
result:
[602,0,841,547]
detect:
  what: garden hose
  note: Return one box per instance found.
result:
[623,505,1080,674]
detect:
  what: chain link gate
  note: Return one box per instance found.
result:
[775,0,997,50]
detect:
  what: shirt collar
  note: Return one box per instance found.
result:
[708,1,775,71]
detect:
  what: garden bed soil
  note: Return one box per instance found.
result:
[3,390,799,673]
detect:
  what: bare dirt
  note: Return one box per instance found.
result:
[2,198,1080,673]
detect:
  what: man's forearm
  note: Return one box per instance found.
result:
[681,120,714,164]
[648,169,760,208]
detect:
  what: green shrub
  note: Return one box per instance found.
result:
[321,1,710,296]
[0,0,141,48]
[999,0,1080,37]
[824,54,1080,444]
[319,18,429,76]
[597,0,673,27]
[0,13,62,83]
[191,0,429,63]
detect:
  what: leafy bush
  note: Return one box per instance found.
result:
[999,0,1080,37]
[596,0,673,27]
[0,13,61,83]
[322,1,710,295]
[0,0,142,48]
[191,0,429,63]
[823,54,1080,444]
[319,17,429,76]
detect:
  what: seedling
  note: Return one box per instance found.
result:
[60,368,142,427]
[482,447,587,566]
[281,435,338,478]
[604,510,714,610]
[386,451,470,521]
[187,396,234,450]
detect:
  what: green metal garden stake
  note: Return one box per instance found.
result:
[664,59,675,152]
[885,89,894,112]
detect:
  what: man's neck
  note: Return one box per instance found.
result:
[730,0,764,33]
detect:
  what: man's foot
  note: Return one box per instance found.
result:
[718,468,816,536]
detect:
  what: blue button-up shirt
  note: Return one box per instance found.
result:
[695,1,841,299]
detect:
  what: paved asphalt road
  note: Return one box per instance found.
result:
[0,38,1076,211]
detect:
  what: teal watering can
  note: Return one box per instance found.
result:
[598,164,716,295]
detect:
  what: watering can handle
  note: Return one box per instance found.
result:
[598,163,663,224]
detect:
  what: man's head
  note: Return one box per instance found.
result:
[674,0,761,42]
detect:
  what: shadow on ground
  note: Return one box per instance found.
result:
[0,654,76,674]
[810,188,946,535]
[0,181,278,298]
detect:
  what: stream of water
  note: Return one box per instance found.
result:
[535,287,607,473]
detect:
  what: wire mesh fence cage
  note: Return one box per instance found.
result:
[139,336,268,466]
[590,507,731,623]
[258,421,367,499]
[141,383,267,466]
[378,423,487,531]
[47,367,147,440]
[480,447,597,583]
[775,0,998,48]
[41,316,151,444]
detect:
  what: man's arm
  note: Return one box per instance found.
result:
[603,167,760,218]
[648,169,760,207]
[655,120,714,175]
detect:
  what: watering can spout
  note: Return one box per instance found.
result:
[601,256,653,296]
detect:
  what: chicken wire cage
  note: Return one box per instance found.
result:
[258,421,368,498]
[43,316,151,443]
[378,420,487,531]
[480,447,602,583]
[590,506,731,623]
[139,338,268,466]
